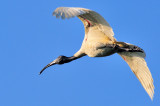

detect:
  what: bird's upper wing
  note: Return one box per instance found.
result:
[53,7,115,41]
[118,52,154,100]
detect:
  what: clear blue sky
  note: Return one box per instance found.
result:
[1,0,160,106]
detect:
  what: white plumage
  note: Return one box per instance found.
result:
[40,7,154,100]
[53,7,114,41]
[119,52,154,99]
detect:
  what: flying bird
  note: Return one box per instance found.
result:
[40,7,154,100]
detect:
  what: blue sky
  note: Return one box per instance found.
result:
[1,0,160,106]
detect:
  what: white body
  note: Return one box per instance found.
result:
[53,7,154,100]
[80,26,116,57]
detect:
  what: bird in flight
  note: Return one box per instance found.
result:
[40,7,154,100]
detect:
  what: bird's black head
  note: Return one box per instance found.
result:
[39,55,72,75]
[56,55,68,64]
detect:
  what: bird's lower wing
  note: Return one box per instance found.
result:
[118,52,154,100]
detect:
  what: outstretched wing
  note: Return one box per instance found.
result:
[53,7,115,41]
[118,52,154,100]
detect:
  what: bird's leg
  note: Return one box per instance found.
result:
[115,42,144,53]
[39,55,79,75]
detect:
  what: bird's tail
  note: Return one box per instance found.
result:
[116,42,154,100]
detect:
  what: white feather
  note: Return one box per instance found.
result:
[118,52,154,100]
[53,7,115,41]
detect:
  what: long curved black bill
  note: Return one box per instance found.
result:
[39,61,56,75]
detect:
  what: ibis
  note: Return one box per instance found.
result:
[40,7,154,100]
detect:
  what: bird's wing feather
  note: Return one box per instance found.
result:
[53,7,87,19]
[53,7,115,41]
[118,52,154,100]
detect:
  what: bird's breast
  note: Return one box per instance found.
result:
[81,27,116,57]
[84,43,116,57]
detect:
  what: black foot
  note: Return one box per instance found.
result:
[117,45,144,53]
